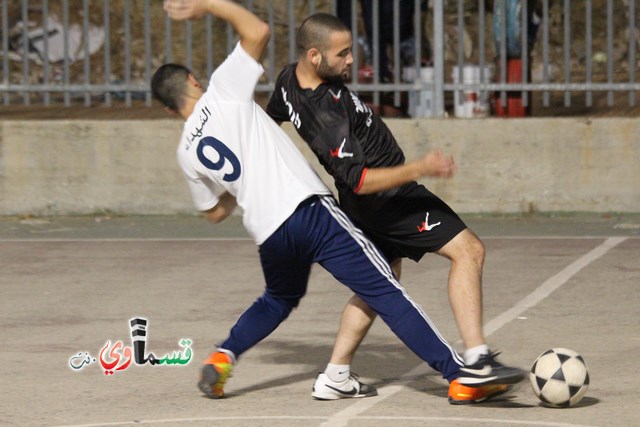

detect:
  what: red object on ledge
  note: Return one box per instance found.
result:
[494,58,532,117]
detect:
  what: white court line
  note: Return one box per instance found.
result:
[55,416,327,427]
[320,236,627,427]
[360,417,598,427]
[55,416,597,427]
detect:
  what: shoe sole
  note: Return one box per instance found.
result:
[448,385,513,405]
[198,364,223,399]
[312,389,378,400]
[456,371,525,387]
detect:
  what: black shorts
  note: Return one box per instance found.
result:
[341,184,467,263]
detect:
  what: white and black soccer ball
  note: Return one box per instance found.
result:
[529,348,589,408]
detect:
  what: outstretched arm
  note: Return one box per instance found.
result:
[356,150,457,195]
[164,0,270,61]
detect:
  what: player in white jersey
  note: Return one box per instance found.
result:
[152,0,509,403]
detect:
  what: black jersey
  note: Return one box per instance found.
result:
[268,64,467,261]
[267,63,414,223]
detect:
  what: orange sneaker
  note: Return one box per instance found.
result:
[448,379,511,405]
[198,351,234,399]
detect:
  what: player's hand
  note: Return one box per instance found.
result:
[163,0,207,21]
[417,149,457,178]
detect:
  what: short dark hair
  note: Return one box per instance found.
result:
[150,63,192,112]
[296,13,349,58]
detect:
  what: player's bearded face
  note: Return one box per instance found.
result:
[316,53,351,82]
[315,31,353,82]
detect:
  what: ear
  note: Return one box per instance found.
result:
[307,48,322,67]
[164,106,179,116]
[187,73,202,89]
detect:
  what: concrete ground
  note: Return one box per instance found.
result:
[1,213,639,427]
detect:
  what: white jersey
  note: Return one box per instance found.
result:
[177,42,330,244]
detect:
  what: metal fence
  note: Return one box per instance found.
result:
[1,0,638,116]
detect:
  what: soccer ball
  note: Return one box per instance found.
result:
[529,348,589,408]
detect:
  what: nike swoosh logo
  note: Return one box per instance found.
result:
[460,365,493,376]
[325,384,358,396]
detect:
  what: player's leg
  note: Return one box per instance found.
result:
[325,259,400,365]
[437,228,524,386]
[198,225,312,399]
[313,196,463,381]
[310,197,513,403]
[436,228,486,354]
[314,259,402,399]
[312,294,378,400]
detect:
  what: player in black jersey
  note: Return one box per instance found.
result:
[267,13,525,403]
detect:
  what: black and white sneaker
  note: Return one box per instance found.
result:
[458,351,526,387]
[311,372,378,400]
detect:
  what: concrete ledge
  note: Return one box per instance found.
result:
[1,117,638,215]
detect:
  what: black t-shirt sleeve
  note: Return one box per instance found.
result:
[266,75,290,123]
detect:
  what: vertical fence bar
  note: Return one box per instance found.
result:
[372,0,379,106]
[606,0,613,106]
[21,0,29,105]
[413,0,422,72]
[2,0,8,105]
[124,0,131,106]
[585,0,592,107]
[267,1,275,86]
[392,0,399,107]
[542,0,549,106]
[309,0,315,16]
[628,0,636,107]
[499,0,507,107]
[144,0,151,106]
[164,10,172,63]
[456,0,464,100]
[479,0,486,106]
[42,0,50,105]
[63,0,70,105]
[433,0,444,116]
[206,14,213,78]
[288,0,295,63]
[186,20,193,70]
[103,0,111,106]
[521,0,528,106]
[83,0,91,106]
[413,0,421,109]
[226,20,233,54]
[563,0,570,107]
[412,0,420,110]
[350,0,358,87]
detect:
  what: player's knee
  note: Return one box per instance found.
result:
[261,292,299,319]
[444,229,485,265]
[466,233,485,264]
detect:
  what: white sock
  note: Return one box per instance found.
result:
[325,363,350,383]
[216,347,236,363]
[464,345,489,365]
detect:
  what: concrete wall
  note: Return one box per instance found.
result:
[0,118,638,215]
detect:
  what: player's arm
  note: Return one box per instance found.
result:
[164,0,270,61]
[356,150,457,195]
[203,191,237,224]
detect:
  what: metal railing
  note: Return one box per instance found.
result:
[1,0,638,115]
